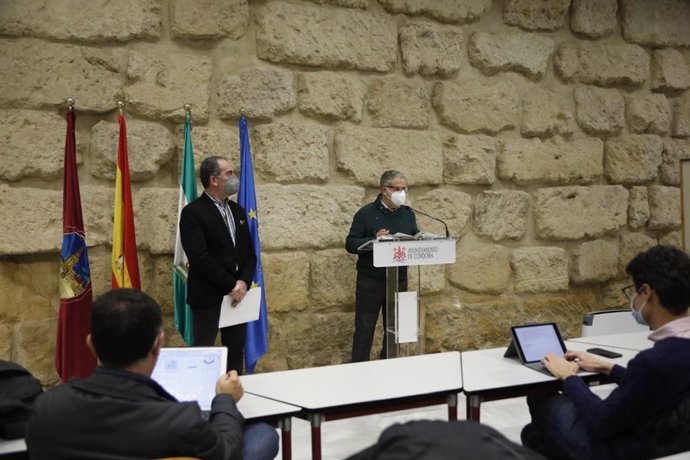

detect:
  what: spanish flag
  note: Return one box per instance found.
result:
[111,112,140,289]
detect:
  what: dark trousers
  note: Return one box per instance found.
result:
[521,394,592,460]
[191,305,246,375]
[351,272,407,362]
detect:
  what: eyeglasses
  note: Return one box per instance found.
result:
[621,284,637,301]
[385,186,409,193]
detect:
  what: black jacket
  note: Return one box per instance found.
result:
[180,192,257,308]
[26,367,244,460]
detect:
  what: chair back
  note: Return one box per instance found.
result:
[581,309,649,337]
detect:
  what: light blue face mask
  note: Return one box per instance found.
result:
[630,292,648,326]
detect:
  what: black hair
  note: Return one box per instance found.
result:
[90,289,163,368]
[200,156,223,188]
[626,245,690,315]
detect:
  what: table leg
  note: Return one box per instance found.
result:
[467,395,482,422]
[309,413,323,460]
[446,393,458,421]
[279,417,292,460]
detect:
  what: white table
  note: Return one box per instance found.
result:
[0,438,26,458]
[242,352,462,460]
[461,341,638,421]
[237,393,301,460]
[567,330,653,351]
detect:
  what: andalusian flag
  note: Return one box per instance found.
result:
[173,111,197,345]
[238,115,268,374]
[111,112,140,289]
[57,104,97,382]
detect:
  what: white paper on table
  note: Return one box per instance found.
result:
[397,291,418,343]
[218,287,261,328]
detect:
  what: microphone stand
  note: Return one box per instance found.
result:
[406,206,450,238]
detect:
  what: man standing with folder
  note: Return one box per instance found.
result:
[180,156,256,374]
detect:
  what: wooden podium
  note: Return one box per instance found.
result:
[372,236,456,358]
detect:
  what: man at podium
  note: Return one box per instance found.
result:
[346,170,419,362]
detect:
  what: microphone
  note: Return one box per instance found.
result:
[406,206,450,238]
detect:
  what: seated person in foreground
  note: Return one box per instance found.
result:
[347,420,546,460]
[522,245,690,460]
[26,288,278,460]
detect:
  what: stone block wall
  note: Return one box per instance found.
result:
[0,0,688,383]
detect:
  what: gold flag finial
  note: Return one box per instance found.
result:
[239,107,247,116]
[184,103,192,112]
[67,97,75,110]
[117,101,124,114]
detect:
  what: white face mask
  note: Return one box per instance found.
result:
[390,190,406,207]
[223,175,240,196]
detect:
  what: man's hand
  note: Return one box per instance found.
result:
[565,350,614,375]
[376,228,390,238]
[230,280,248,305]
[216,370,244,402]
[542,353,580,380]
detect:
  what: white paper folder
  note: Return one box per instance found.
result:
[218,287,261,328]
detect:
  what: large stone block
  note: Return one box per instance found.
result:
[174,124,241,172]
[627,94,670,135]
[125,49,212,123]
[447,244,511,294]
[306,0,368,7]
[433,79,520,135]
[443,135,496,185]
[310,249,356,307]
[520,88,573,138]
[468,31,555,80]
[409,264,446,295]
[255,1,396,72]
[672,93,690,138]
[89,119,175,182]
[511,247,568,293]
[0,324,9,360]
[399,21,463,78]
[284,312,353,368]
[133,188,177,255]
[217,67,296,121]
[0,0,160,42]
[0,185,112,255]
[618,232,655,273]
[368,77,430,129]
[0,39,123,112]
[621,0,690,47]
[258,184,363,250]
[555,42,649,87]
[604,135,663,185]
[262,252,310,313]
[648,185,681,231]
[297,72,366,122]
[169,0,248,40]
[15,318,59,385]
[570,239,618,284]
[412,189,473,238]
[335,127,443,186]
[498,137,603,185]
[0,259,57,323]
[574,86,624,136]
[651,49,690,92]
[661,139,690,185]
[145,255,174,314]
[474,191,529,241]
[534,186,628,240]
[503,0,570,31]
[0,109,69,181]
[660,230,682,248]
[253,122,329,183]
[570,0,617,38]
[378,0,492,24]
[628,186,649,230]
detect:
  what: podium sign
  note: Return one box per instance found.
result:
[373,238,456,267]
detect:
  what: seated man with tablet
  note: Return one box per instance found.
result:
[506,322,573,377]
[27,289,278,460]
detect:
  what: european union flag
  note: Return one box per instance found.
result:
[238,115,268,374]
